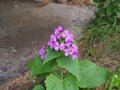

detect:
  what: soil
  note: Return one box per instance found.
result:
[0,1,95,85]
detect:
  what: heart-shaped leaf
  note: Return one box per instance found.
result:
[57,56,79,80]
[43,47,63,65]
[78,61,112,88]
[27,55,57,78]
[45,74,78,90]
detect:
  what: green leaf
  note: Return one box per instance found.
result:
[63,74,78,90]
[42,60,57,73]
[96,8,106,16]
[117,11,120,17]
[32,84,45,90]
[45,74,78,90]
[29,55,43,78]
[98,3,104,9]
[27,55,57,78]
[93,0,105,3]
[112,74,120,88]
[107,16,115,24]
[27,59,35,70]
[78,61,112,88]
[106,3,114,16]
[57,56,79,80]
[95,17,105,25]
[117,0,120,3]
[43,47,63,65]
[45,74,63,90]
[36,73,49,79]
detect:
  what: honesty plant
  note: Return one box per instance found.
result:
[40,26,78,59]
[27,26,112,90]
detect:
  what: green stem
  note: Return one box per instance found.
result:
[113,19,117,29]
[53,71,61,78]
[108,75,114,90]
[86,88,91,90]
[103,80,109,90]
[60,68,63,79]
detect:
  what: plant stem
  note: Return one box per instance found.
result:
[86,88,91,90]
[108,74,114,90]
[53,71,61,78]
[60,68,63,79]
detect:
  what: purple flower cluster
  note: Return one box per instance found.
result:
[39,45,46,59]
[48,26,78,59]
[39,26,78,60]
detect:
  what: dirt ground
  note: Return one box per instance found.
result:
[0,1,95,85]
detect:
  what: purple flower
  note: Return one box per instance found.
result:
[39,45,46,59]
[48,39,54,49]
[50,34,57,41]
[72,44,78,50]
[64,42,72,47]
[54,26,64,39]
[65,33,73,43]
[57,26,64,32]
[48,39,59,51]
[71,44,78,59]
[62,30,69,38]
[59,43,65,50]
[72,52,78,59]
[64,49,69,56]
[61,30,73,43]
[54,26,63,34]
[63,43,78,59]
[54,41,59,51]
[47,26,78,59]
[56,33,62,39]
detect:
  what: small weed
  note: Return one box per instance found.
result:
[81,0,120,57]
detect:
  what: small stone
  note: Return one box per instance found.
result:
[31,41,34,44]
[11,46,15,50]
[11,47,17,52]
[14,4,18,8]
[11,49,17,52]
[2,63,5,66]
[0,70,2,73]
